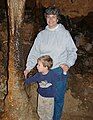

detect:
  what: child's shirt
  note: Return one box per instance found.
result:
[24,70,58,98]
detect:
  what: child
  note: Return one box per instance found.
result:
[24,55,57,120]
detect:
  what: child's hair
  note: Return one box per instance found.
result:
[37,55,53,70]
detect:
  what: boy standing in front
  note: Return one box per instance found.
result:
[24,55,57,120]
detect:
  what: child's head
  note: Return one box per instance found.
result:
[37,55,53,73]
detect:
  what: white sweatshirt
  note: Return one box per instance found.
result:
[26,24,77,71]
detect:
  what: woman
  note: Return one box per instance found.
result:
[24,6,77,120]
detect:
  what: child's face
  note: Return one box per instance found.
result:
[37,61,48,73]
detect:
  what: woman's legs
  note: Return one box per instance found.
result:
[53,79,67,120]
[53,67,68,120]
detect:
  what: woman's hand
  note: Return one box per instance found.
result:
[60,64,69,73]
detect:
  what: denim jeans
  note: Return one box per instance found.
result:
[52,67,68,120]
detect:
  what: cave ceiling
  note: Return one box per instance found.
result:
[0,0,93,18]
[25,0,93,18]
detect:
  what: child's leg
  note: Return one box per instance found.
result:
[37,94,54,120]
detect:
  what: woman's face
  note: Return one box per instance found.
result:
[46,14,58,28]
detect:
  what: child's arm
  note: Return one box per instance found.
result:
[24,72,40,85]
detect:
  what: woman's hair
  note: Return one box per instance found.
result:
[37,55,53,69]
[45,6,61,21]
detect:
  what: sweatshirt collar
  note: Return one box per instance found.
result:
[46,24,59,31]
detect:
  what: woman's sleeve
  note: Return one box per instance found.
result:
[26,33,41,71]
[66,31,78,67]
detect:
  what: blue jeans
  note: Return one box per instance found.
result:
[52,67,68,120]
